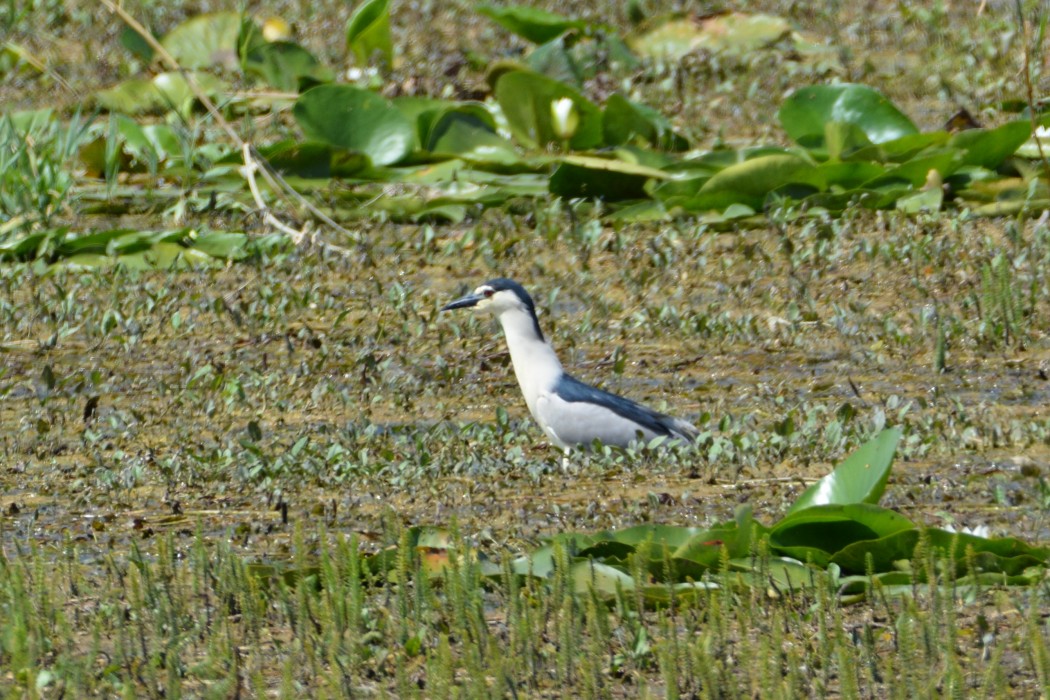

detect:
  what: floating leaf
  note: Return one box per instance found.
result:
[494,71,602,150]
[779,84,918,152]
[816,161,887,189]
[949,120,1031,169]
[686,152,824,210]
[865,149,962,189]
[47,243,219,273]
[161,11,242,70]
[770,503,916,567]
[478,4,591,44]
[603,93,687,151]
[255,140,370,178]
[293,85,414,166]
[629,12,792,60]
[787,428,901,514]
[394,95,452,149]
[895,187,943,214]
[94,72,226,116]
[242,40,332,92]
[346,0,393,67]
[426,105,520,165]
[570,560,636,597]
[848,132,950,164]
[549,154,668,199]
[525,36,583,86]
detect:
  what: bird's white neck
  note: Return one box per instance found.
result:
[496,308,563,417]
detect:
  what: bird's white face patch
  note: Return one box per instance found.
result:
[471,285,521,314]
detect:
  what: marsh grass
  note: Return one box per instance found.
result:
[1,524,1047,697]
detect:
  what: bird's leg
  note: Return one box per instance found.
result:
[561,448,572,472]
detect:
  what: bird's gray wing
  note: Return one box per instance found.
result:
[537,374,697,448]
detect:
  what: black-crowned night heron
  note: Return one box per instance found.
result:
[442,278,698,460]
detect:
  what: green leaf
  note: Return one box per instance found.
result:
[603,93,687,150]
[672,523,757,571]
[426,105,520,165]
[865,149,961,188]
[570,560,635,597]
[787,427,901,513]
[592,524,703,549]
[190,231,251,259]
[47,242,219,273]
[895,187,943,214]
[525,36,583,86]
[830,528,920,573]
[293,85,414,166]
[604,200,668,222]
[161,11,242,70]
[256,140,369,178]
[478,4,590,44]
[848,131,950,163]
[817,161,887,189]
[832,527,1050,576]
[94,72,226,117]
[493,71,602,150]
[119,25,154,62]
[948,120,1031,169]
[549,154,668,200]
[727,556,831,590]
[770,503,916,567]
[242,40,332,92]
[822,121,873,160]
[629,12,792,60]
[346,0,393,67]
[779,84,917,151]
[510,534,597,578]
[689,152,824,210]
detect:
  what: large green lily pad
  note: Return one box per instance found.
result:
[629,12,793,59]
[787,428,901,513]
[160,11,242,70]
[293,85,414,166]
[478,4,592,44]
[549,154,668,200]
[94,72,226,116]
[779,84,918,151]
[346,0,393,67]
[493,70,602,150]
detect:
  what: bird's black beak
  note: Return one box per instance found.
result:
[441,293,484,311]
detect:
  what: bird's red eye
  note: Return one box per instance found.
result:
[483,288,494,297]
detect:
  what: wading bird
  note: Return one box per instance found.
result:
[442,278,697,464]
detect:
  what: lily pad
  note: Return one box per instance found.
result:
[346,0,393,67]
[603,93,687,151]
[426,105,520,165]
[94,72,226,116]
[493,70,602,150]
[255,139,370,178]
[161,11,242,70]
[770,503,916,567]
[478,4,592,44]
[48,243,220,273]
[293,84,414,166]
[629,12,793,60]
[949,120,1031,169]
[687,152,824,210]
[549,153,668,199]
[787,428,901,514]
[242,40,332,92]
[779,84,918,151]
